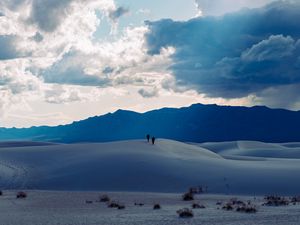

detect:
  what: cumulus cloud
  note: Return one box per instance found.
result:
[145,1,300,103]
[0,35,19,60]
[42,50,110,86]
[109,6,129,22]
[44,85,81,104]
[29,0,73,32]
[138,87,159,98]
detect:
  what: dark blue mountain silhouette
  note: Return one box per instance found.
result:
[1,104,300,143]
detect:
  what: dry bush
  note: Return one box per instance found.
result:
[16,191,27,199]
[153,204,161,210]
[177,208,194,218]
[192,203,205,209]
[99,194,110,202]
[263,195,289,206]
[182,192,194,201]
[236,205,257,213]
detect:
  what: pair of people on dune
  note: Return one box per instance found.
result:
[146,134,155,144]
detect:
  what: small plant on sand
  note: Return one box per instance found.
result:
[118,204,125,210]
[291,196,300,205]
[177,208,194,218]
[153,204,161,210]
[222,203,234,211]
[263,195,289,206]
[16,191,27,199]
[182,192,194,201]
[236,205,257,213]
[99,194,110,202]
[192,203,205,209]
[107,201,120,208]
[134,202,144,206]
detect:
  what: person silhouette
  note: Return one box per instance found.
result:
[151,137,156,145]
[146,134,150,142]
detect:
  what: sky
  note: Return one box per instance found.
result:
[0,0,299,128]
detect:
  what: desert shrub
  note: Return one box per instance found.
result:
[192,203,205,209]
[134,202,144,206]
[263,196,289,206]
[16,191,27,199]
[230,198,246,206]
[189,186,205,194]
[291,196,300,204]
[118,204,125,210]
[99,195,110,202]
[177,208,194,218]
[222,198,257,213]
[222,203,234,211]
[107,201,120,208]
[236,205,257,213]
[153,204,161,210]
[182,192,194,201]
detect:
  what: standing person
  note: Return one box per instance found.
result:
[146,134,150,142]
[151,137,156,145]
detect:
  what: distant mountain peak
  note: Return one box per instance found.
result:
[1,103,300,143]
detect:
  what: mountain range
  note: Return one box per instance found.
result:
[1,104,300,143]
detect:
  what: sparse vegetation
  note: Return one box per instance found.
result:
[222,203,234,210]
[107,201,120,208]
[16,191,27,199]
[221,198,257,213]
[236,205,257,213]
[182,192,194,201]
[263,195,289,206]
[99,194,110,202]
[134,202,144,206]
[153,204,161,210]
[192,203,205,209]
[85,200,93,204]
[106,200,125,209]
[118,204,125,210]
[177,208,194,218]
[291,196,300,205]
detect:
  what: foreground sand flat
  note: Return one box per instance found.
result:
[0,191,300,225]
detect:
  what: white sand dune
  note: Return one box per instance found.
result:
[0,139,300,195]
[198,141,300,159]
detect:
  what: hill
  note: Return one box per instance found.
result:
[1,104,300,143]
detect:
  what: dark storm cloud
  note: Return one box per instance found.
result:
[145,1,300,99]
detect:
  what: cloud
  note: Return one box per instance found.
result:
[31,32,44,42]
[0,35,19,60]
[42,50,110,86]
[29,0,73,32]
[109,6,129,22]
[145,1,300,102]
[138,87,159,98]
[44,85,81,104]
[241,35,296,61]
[194,0,275,16]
